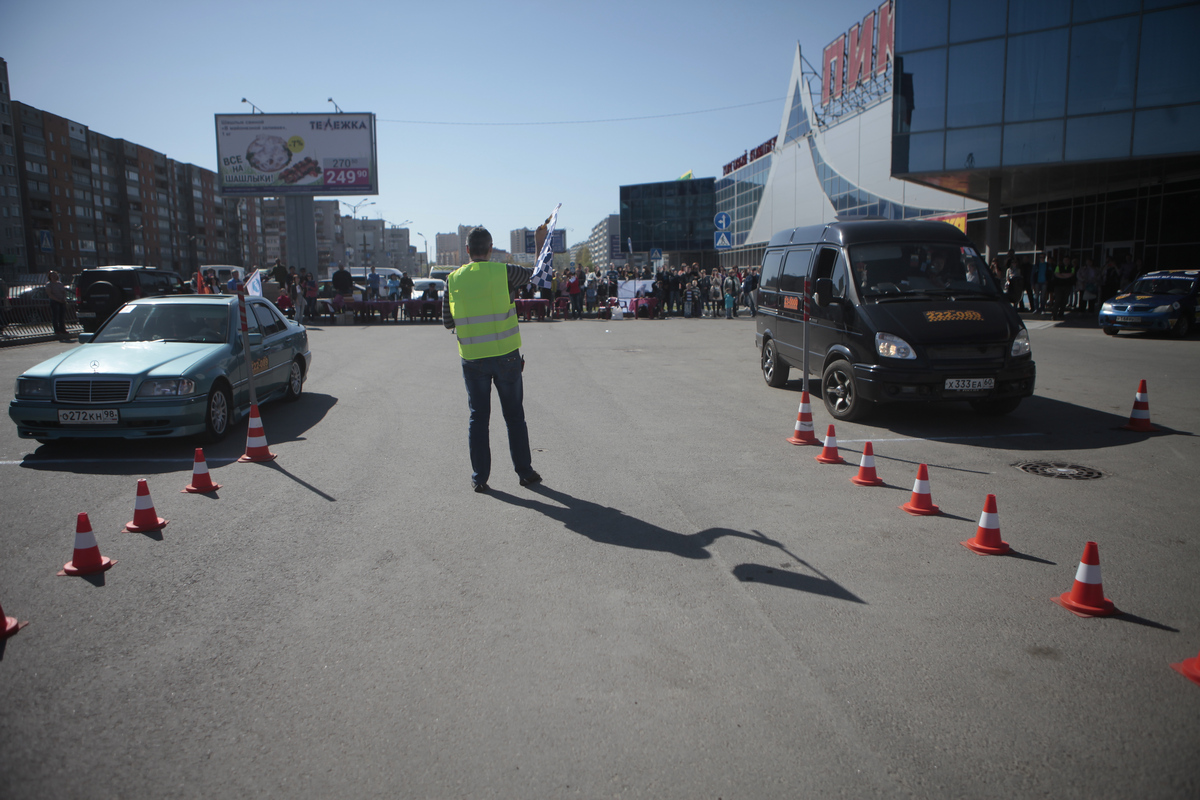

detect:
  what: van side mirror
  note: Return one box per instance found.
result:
[814,277,834,307]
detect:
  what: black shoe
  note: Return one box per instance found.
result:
[519,470,542,487]
[473,481,490,493]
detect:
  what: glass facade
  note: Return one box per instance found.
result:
[715,155,770,247]
[620,178,716,254]
[894,0,1200,173]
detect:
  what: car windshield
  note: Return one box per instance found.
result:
[1129,276,1196,296]
[93,303,229,344]
[848,242,1001,299]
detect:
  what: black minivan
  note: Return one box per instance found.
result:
[755,220,1035,420]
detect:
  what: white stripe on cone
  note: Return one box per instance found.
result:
[74,525,99,551]
[825,433,838,448]
[134,492,154,510]
[860,451,875,468]
[978,510,999,529]
[1074,562,1103,585]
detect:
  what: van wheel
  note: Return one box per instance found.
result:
[761,339,788,388]
[970,397,1021,415]
[822,360,869,421]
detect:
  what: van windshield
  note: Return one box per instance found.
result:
[848,242,1001,299]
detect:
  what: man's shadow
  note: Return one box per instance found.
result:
[489,484,864,603]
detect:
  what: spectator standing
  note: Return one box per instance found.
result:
[585,272,597,315]
[1031,252,1049,314]
[367,267,381,300]
[1077,258,1099,313]
[331,263,352,298]
[400,272,414,300]
[386,273,400,301]
[723,270,740,317]
[567,269,582,319]
[669,269,683,316]
[271,259,289,288]
[1050,256,1076,320]
[46,270,69,340]
[304,273,318,321]
[1018,256,1033,311]
[1004,259,1024,307]
[443,227,540,493]
[742,268,759,317]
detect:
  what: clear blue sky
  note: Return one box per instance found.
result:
[1,0,883,261]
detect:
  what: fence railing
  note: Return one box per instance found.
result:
[0,284,82,346]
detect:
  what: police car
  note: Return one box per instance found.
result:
[1099,270,1199,338]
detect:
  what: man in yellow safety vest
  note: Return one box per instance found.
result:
[444,227,542,493]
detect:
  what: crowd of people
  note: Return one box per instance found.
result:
[518,263,762,320]
[986,250,1144,320]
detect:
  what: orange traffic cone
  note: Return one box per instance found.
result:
[850,441,884,486]
[1122,379,1159,432]
[961,494,1010,554]
[814,424,846,464]
[787,391,820,445]
[1,598,29,639]
[1171,650,1200,687]
[239,403,277,463]
[124,478,168,533]
[1052,541,1117,617]
[900,464,940,515]
[58,512,116,576]
[182,448,221,493]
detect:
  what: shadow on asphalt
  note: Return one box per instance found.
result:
[490,485,866,603]
[788,383,1193,451]
[16,392,337,475]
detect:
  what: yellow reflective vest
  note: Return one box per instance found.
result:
[448,261,521,360]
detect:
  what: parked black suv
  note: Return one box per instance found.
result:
[74,266,192,332]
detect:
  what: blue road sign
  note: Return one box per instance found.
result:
[650,248,663,261]
[714,212,732,231]
[714,231,733,250]
[37,230,54,253]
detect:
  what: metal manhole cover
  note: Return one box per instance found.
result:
[1015,461,1105,480]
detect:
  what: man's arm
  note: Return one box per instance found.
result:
[443,295,455,329]
[507,263,534,291]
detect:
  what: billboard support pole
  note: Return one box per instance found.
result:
[284,196,318,278]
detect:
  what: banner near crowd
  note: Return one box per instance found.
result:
[214,113,378,196]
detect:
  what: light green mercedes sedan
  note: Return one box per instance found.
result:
[9,294,311,443]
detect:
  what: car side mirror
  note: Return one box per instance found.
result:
[77,333,94,343]
[814,277,834,307]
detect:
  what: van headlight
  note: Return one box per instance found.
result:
[876,332,916,359]
[137,378,196,398]
[1011,329,1031,357]
[1100,302,1114,313]
[1153,302,1180,313]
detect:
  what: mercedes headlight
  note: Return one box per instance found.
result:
[876,332,916,359]
[15,377,51,399]
[1011,329,1032,357]
[1153,302,1180,313]
[137,378,197,398]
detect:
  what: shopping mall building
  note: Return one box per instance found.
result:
[716,0,1200,273]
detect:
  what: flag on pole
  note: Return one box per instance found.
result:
[677,170,694,180]
[195,270,208,294]
[244,269,263,297]
[531,203,561,290]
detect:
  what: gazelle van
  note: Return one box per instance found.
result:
[755,220,1035,420]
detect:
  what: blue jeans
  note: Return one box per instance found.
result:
[462,350,532,485]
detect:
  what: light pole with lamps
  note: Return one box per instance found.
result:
[241,98,264,114]
[415,232,429,276]
[328,98,343,113]
[340,199,375,288]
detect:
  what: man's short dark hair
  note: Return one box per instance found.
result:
[467,227,492,259]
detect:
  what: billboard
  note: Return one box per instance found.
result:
[214,113,378,196]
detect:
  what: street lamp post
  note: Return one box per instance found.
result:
[340,199,375,290]
[241,98,264,114]
[415,233,429,276]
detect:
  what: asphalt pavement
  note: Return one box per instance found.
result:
[1,311,1198,798]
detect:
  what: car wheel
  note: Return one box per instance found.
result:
[1172,314,1191,339]
[761,338,788,388]
[203,382,232,443]
[822,359,870,421]
[1103,326,1118,336]
[284,359,304,402]
[970,397,1021,415]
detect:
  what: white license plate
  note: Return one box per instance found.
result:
[58,409,119,424]
[1115,316,1139,323]
[945,378,994,391]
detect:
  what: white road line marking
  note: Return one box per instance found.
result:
[838,432,1045,444]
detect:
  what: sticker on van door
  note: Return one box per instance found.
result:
[784,296,801,311]
[925,310,984,322]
